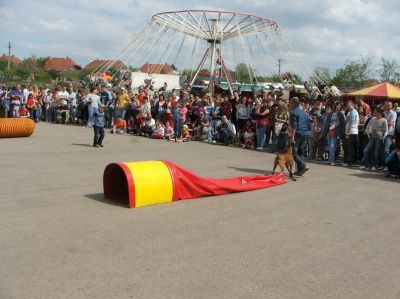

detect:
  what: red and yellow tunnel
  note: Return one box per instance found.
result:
[104,160,287,208]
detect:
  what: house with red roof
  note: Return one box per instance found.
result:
[84,59,126,71]
[45,57,78,72]
[0,54,22,66]
[140,63,174,74]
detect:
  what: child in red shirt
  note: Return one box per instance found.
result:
[18,105,30,118]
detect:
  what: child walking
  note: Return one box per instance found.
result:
[93,105,105,148]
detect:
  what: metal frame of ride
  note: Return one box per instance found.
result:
[89,10,331,94]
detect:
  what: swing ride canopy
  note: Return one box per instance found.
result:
[151,10,279,42]
[90,9,330,90]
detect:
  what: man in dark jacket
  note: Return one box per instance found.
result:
[290,97,311,176]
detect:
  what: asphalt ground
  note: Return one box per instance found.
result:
[1,122,399,299]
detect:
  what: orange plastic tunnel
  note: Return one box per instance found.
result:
[0,118,35,138]
[103,160,287,208]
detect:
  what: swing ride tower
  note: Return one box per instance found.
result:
[152,10,279,94]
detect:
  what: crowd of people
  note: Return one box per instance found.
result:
[1,82,400,178]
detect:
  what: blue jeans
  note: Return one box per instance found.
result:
[383,135,394,161]
[294,134,307,170]
[176,119,184,138]
[363,137,384,168]
[272,135,278,152]
[327,135,337,163]
[88,106,97,126]
[208,120,221,141]
[256,122,266,148]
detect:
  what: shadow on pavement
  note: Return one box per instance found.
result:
[71,143,93,147]
[348,172,398,182]
[85,193,127,207]
[228,166,271,175]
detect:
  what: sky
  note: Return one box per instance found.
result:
[0,0,399,75]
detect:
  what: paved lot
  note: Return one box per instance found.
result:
[0,123,399,299]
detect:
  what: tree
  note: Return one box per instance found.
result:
[36,57,50,70]
[380,58,400,83]
[332,56,375,88]
[235,63,252,82]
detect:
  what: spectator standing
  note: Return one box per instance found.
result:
[86,87,100,128]
[360,107,388,171]
[343,100,359,167]
[236,97,251,142]
[395,110,400,148]
[290,97,311,176]
[255,98,270,150]
[383,101,397,163]
[116,88,129,120]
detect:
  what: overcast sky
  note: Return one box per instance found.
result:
[1,0,399,74]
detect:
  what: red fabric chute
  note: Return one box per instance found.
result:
[162,160,287,201]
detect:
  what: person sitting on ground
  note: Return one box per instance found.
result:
[139,113,155,137]
[127,116,136,134]
[18,104,30,118]
[151,121,165,139]
[164,121,174,140]
[181,123,191,142]
[214,115,236,146]
[58,100,70,125]
[192,112,209,141]
[385,146,400,178]
[112,117,127,134]
[243,125,255,149]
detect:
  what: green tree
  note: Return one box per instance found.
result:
[235,63,252,82]
[15,68,29,80]
[36,57,50,70]
[332,56,375,88]
[380,58,400,83]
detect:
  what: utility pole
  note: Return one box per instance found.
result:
[278,59,284,77]
[7,42,11,71]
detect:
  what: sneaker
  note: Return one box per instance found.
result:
[383,167,388,171]
[242,145,246,149]
[295,167,309,176]
[370,166,377,171]
[93,144,99,148]
[99,144,104,147]
[330,163,336,166]
[359,165,367,170]
[342,163,349,167]
[377,166,384,170]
